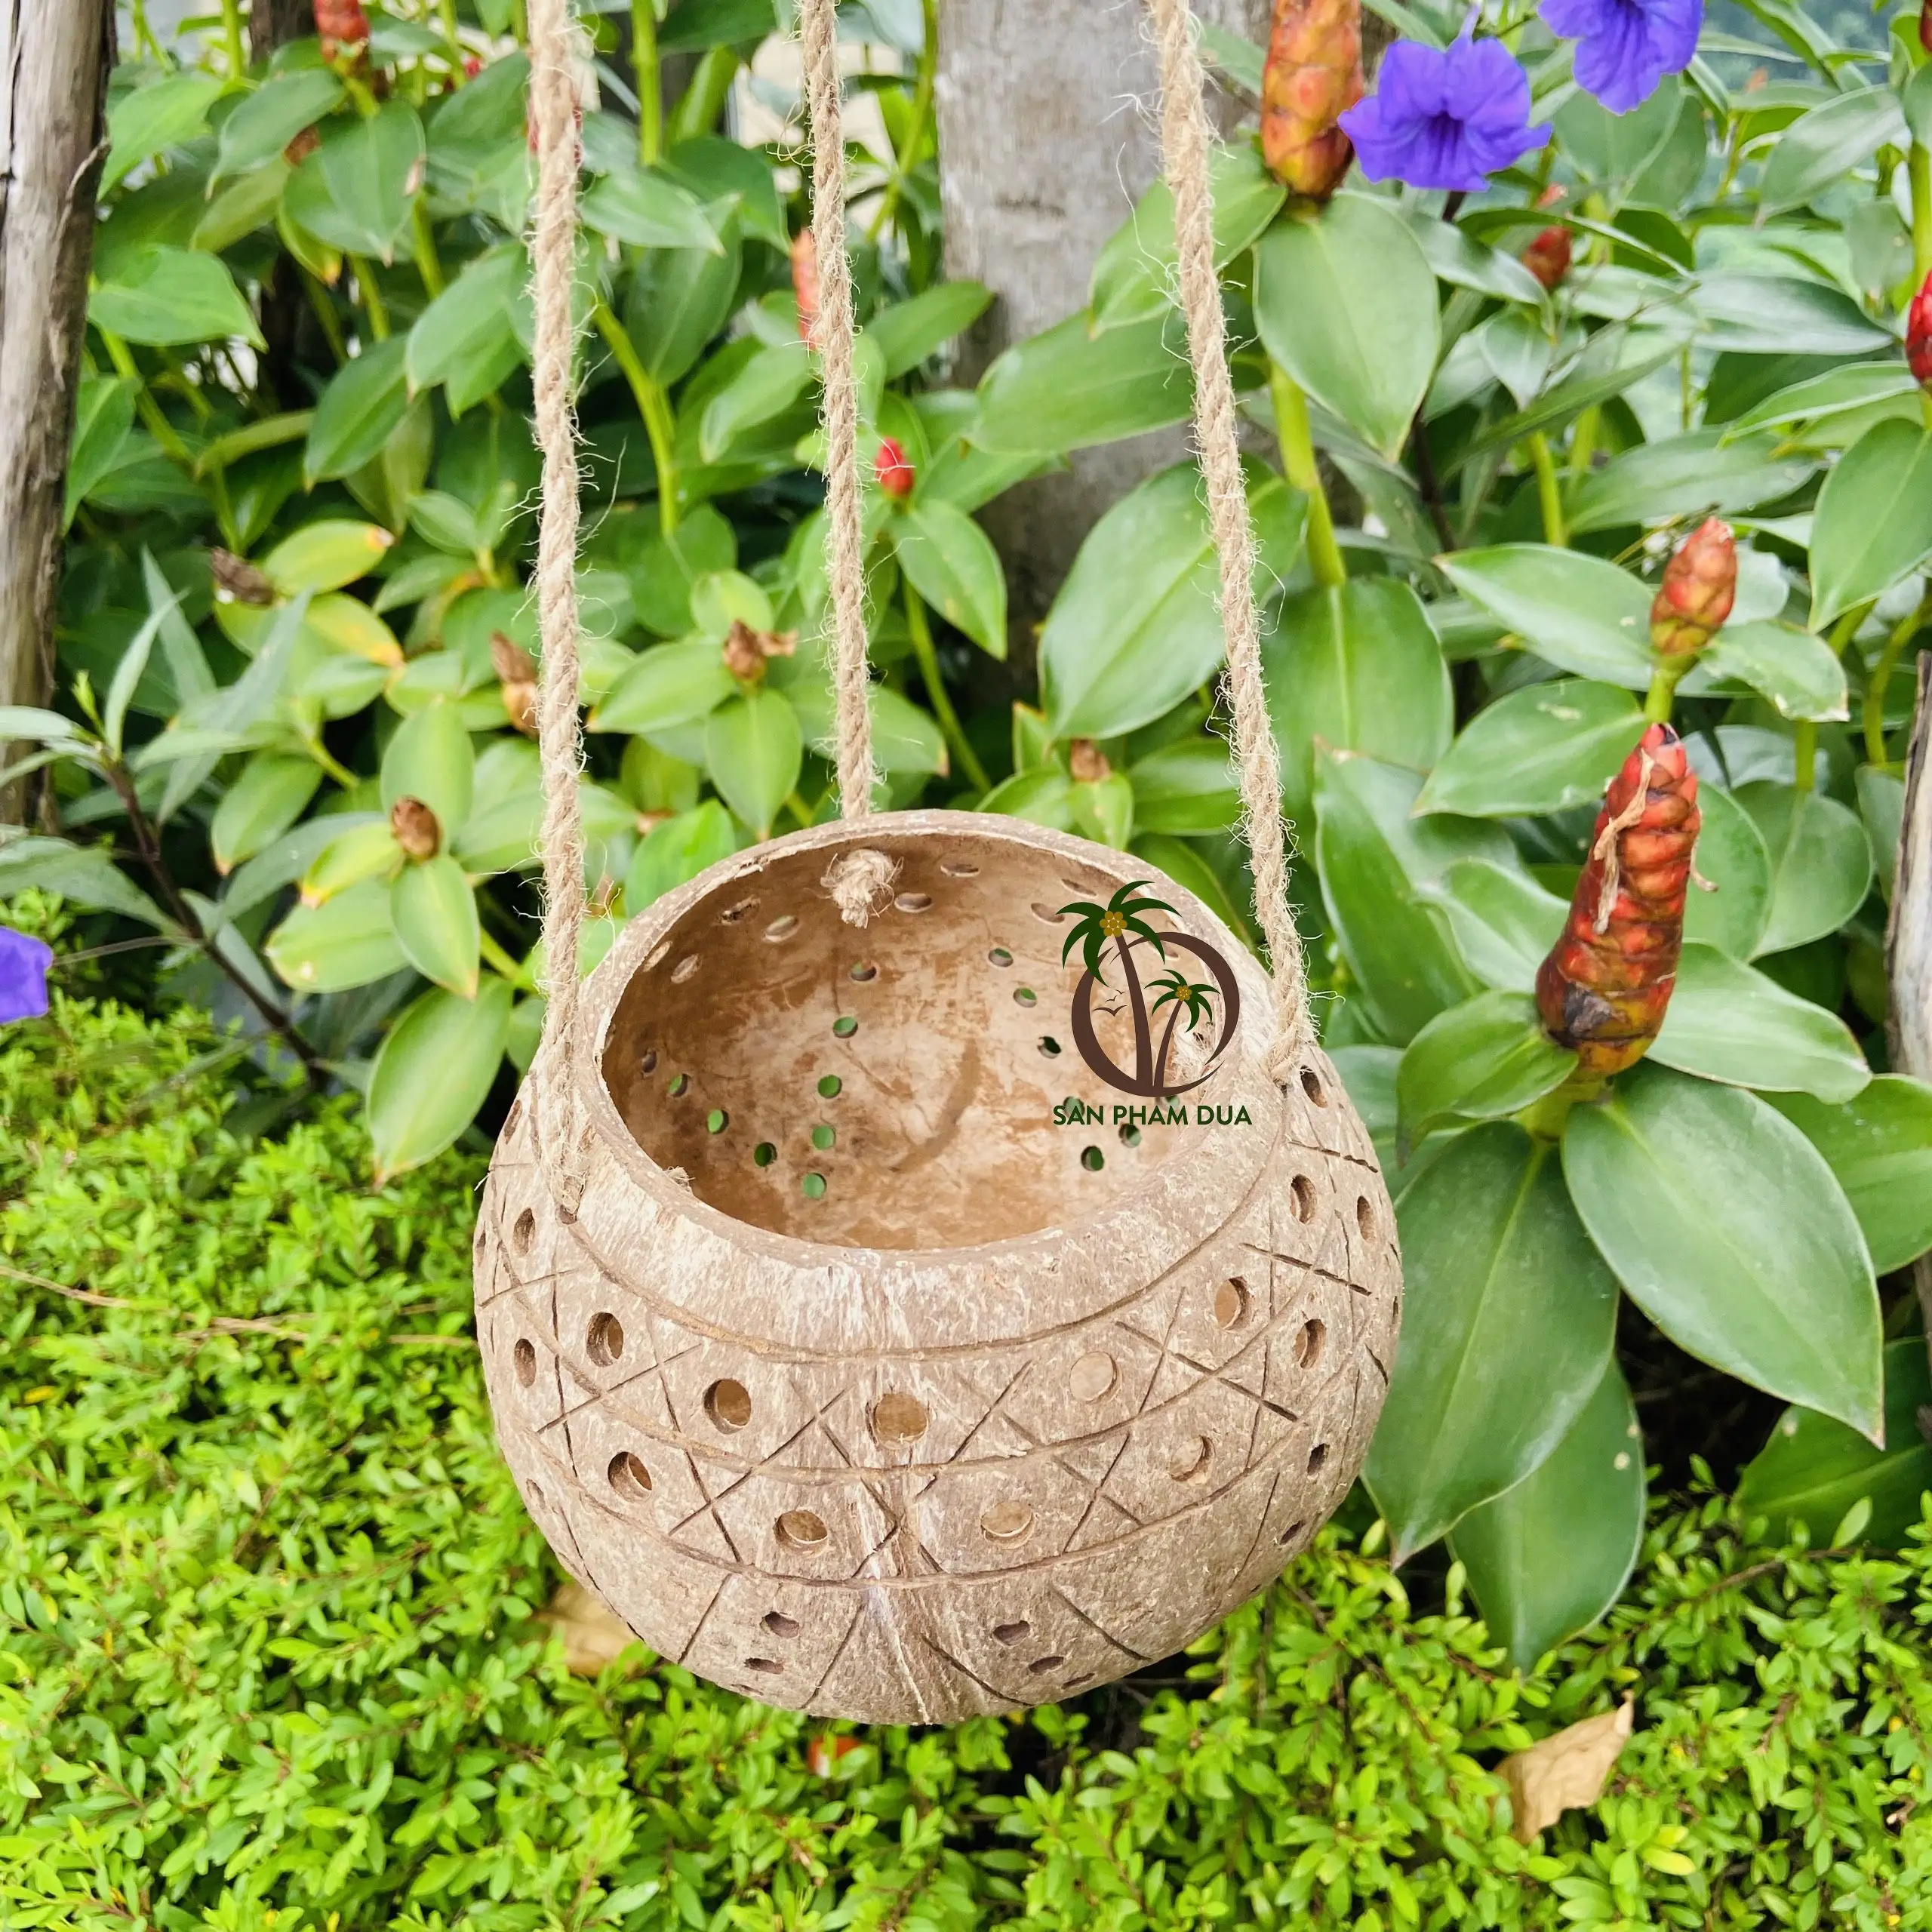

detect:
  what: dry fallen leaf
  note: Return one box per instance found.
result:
[1500,1699,1635,1843]
[538,1580,641,1676]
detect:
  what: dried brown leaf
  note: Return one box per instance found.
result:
[537,1580,641,1676]
[1500,1699,1635,1843]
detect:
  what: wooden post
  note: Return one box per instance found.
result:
[0,0,114,820]
[1888,654,1932,1359]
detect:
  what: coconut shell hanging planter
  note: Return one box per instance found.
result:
[486,0,1401,1724]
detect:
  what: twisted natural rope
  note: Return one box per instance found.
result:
[528,0,589,1204]
[798,0,891,924]
[1144,0,1311,1072]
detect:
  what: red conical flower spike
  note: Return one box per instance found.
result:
[315,0,370,48]
[1260,0,1363,201]
[1921,0,1931,54]
[1521,225,1572,291]
[1536,724,1700,1081]
[1910,270,1932,388]
[791,228,821,347]
[1650,517,1737,660]
[874,437,915,501]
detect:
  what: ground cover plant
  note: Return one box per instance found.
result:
[2,948,1930,1927]
[6,0,1932,1903]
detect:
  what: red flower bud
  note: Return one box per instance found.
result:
[314,0,369,47]
[1536,724,1700,1081]
[791,228,821,347]
[1921,0,1932,55]
[1521,225,1572,292]
[1910,270,1932,389]
[464,54,483,78]
[1260,0,1363,202]
[1649,517,1736,660]
[875,437,914,501]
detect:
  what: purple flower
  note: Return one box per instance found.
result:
[1542,0,1702,115]
[1337,28,1551,193]
[0,926,52,1025]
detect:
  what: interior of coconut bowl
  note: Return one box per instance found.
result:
[596,826,1255,1250]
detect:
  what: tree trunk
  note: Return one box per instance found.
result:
[1887,654,1932,1368]
[936,0,1272,666]
[0,0,114,822]
[251,0,311,60]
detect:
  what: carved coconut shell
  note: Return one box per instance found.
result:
[474,813,1401,1724]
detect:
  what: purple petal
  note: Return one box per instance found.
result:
[0,927,52,1025]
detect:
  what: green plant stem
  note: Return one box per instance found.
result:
[1269,364,1346,589]
[1567,405,1600,479]
[411,202,445,300]
[903,579,990,792]
[632,0,662,164]
[786,789,817,830]
[478,930,533,990]
[299,267,349,365]
[592,297,679,535]
[350,257,389,340]
[1529,432,1567,547]
[97,327,194,467]
[438,0,461,57]
[1865,600,1927,769]
[1644,658,1685,725]
[1795,604,1869,793]
[1912,143,1932,288]
[1518,1075,1601,1143]
[866,0,938,244]
[220,0,246,75]
[193,411,316,475]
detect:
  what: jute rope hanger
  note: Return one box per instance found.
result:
[524,0,1316,1204]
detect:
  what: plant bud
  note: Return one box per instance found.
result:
[315,0,370,50]
[1260,0,1363,201]
[209,548,275,606]
[1911,270,1932,388]
[1521,225,1572,291]
[721,618,798,683]
[1068,739,1112,784]
[875,437,915,501]
[491,632,539,737]
[1649,517,1736,660]
[1535,724,1700,1080]
[390,795,441,861]
[791,229,821,347]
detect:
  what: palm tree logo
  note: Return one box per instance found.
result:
[1057,881,1241,1100]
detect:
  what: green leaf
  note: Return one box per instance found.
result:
[1682,622,1848,724]
[625,505,736,635]
[1554,75,1684,187]
[380,700,475,835]
[1734,782,1874,956]
[406,246,528,414]
[210,752,323,874]
[704,690,801,836]
[784,678,946,778]
[625,215,743,387]
[104,73,224,193]
[214,69,344,182]
[1417,681,1645,820]
[1651,941,1872,1103]
[894,500,1007,659]
[1739,1341,1932,1549]
[1089,145,1284,331]
[624,801,739,912]
[1694,274,1898,358]
[305,338,411,484]
[1263,578,1453,828]
[1397,992,1578,1150]
[261,520,395,595]
[1314,754,1507,1043]
[698,340,811,463]
[368,978,513,1181]
[1041,460,1305,741]
[1726,363,1921,441]
[590,640,736,734]
[0,836,173,930]
[1768,1076,1932,1274]
[978,765,1077,830]
[868,281,995,378]
[1436,548,1657,690]
[972,310,1195,456]
[1808,421,1932,630]
[266,876,408,992]
[663,134,786,250]
[64,377,138,527]
[1859,764,1905,900]
[580,160,720,251]
[1451,1361,1646,1669]
[283,102,425,260]
[1252,193,1440,460]
[0,706,88,744]
[1565,430,1816,537]
[1404,212,1548,306]
[389,854,481,1000]
[1757,87,1906,214]
[1429,859,1570,994]
[1564,1063,1882,1439]
[1366,1124,1620,1561]
[1128,738,1238,835]
[90,247,263,349]
[1681,782,1772,958]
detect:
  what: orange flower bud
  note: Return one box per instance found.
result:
[1521,225,1572,291]
[1260,0,1364,201]
[1911,270,1932,388]
[1535,724,1700,1080]
[874,437,915,501]
[791,228,821,347]
[390,796,442,861]
[1649,517,1736,660]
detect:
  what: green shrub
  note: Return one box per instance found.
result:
[3,976,1930,1928]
